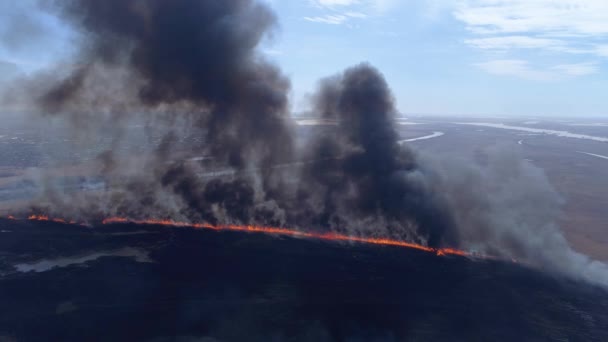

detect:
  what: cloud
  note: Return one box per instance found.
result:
[311,0,359,6]
[475,59,598,80]
[455,0,608,57]
[463,35,596,55]
[310,0,394,11]
[344,11,367,18]
[455,0,608,37]
[464,36,566,51]
[305,0,394,25]
[456,1,608,77]
[304,15,348,25]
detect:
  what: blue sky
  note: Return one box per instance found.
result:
[1,0,607,117]
[261,0,608,117]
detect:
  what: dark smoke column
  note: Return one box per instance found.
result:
[297,64,458,247]
[42,0,294,168]
[31,1,458,247]
[33,0,297,223]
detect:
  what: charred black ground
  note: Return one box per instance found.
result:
[0,219,607,341]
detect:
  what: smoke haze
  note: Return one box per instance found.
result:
[1,0,607,286]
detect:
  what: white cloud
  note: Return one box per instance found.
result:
[309,0,395,11]
[475,59,598,80]
[464,36,565,50]
[344,11,368,18]
[309,0,359,8]
[455,0,608,59]
[304,14,348,25]
[305,0,395,25]
[455,0,608,37]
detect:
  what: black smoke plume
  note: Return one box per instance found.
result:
[27,0,297,226]
[42,0,293,169]
[15,0,456,247]
[289,64,458,246]
[3,0,608,285]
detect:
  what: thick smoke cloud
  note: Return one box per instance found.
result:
[22,0,297,226]
[42,0,293,169]
[3,0,608,286]
[420,146,608,285]
[289,64,458,247]
[17,0,456,247]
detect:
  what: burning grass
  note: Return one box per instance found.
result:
[3,215,497,260]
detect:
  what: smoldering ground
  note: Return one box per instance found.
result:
[1,0,607,286]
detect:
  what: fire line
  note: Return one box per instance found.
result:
[6,215,488,259]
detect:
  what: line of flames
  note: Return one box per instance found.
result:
[3,214,489,259]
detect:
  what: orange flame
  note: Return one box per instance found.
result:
[101,217,474,257]
[24,215,77,225]
[28,214,49,221]
[2,214,494,259]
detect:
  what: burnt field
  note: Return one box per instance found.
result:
[1,218,607,341]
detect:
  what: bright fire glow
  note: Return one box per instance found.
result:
[3,215,493,259]
[27,215,77,225]
[101,217,438,253]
